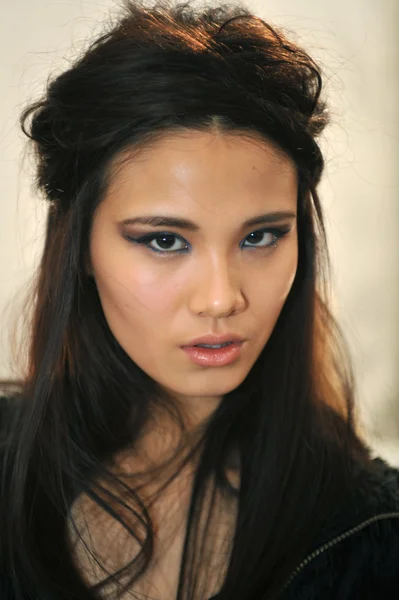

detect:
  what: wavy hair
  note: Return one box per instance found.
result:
[1,1,373,599]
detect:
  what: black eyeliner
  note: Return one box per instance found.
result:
[123,225,293,254]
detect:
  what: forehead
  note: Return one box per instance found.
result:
[103,131,297,214]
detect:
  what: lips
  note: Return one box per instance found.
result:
[194,342,233,348]
[182,333,245,347]
[182,342,243,366]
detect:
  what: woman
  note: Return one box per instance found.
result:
[1,1,398,599]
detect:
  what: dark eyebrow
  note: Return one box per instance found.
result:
[119,211,297,231]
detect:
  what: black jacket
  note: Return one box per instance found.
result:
[279,455,399,599]
[1,395,399,599]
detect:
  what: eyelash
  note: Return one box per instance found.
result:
[124,227,291,256]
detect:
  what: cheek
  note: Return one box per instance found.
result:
[125,270,175,315]
[95,255,180,320]
[252,245,298,321]
[278,238,298,294]
[278,253,298,301]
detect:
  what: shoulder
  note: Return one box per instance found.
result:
[282,457,399,599]
[0,394,22,446]
[0,394,11,419]
[0,393,25,498]
[0,392,25,427]
[283,506,399,600]
[0,394,13,446]
[0,393,20,418]
[0,396,14,597]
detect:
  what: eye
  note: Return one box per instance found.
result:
[138,233,188,253]
[125,227,291,255]
[241,228,288,249]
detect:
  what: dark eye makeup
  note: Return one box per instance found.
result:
[123,226,292,256]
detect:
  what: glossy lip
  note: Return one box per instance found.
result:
[182,342,243,367]
[181,333,245,347]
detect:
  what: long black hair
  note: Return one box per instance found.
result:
[1,1,374,599]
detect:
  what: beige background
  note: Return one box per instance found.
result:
[1,1,398,463]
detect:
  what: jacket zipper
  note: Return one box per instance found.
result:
[279,511,399,594]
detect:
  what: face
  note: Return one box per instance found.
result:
[88,131,298,426]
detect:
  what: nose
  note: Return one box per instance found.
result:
[188,257,246,318]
